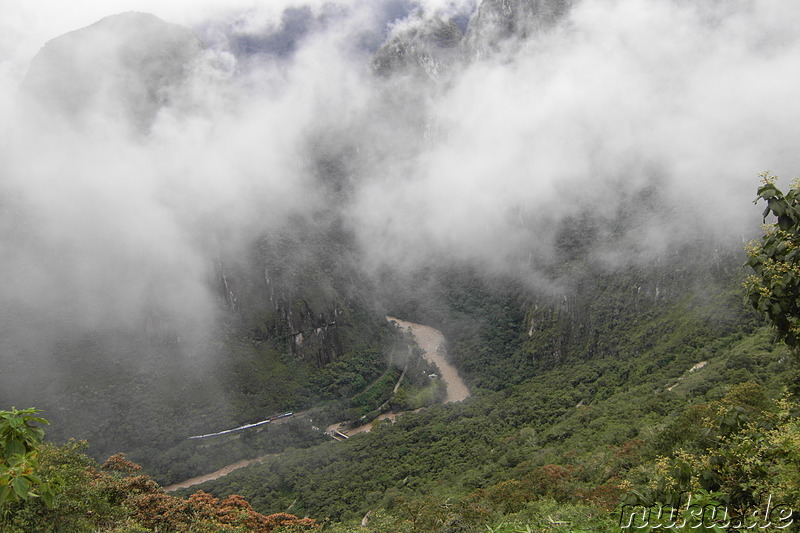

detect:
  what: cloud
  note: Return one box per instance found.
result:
[3,0,800,362]
[349,0,800,274]
[0,6,337,356]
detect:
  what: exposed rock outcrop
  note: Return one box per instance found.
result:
[464,0,574,60]
[371,16,463,82]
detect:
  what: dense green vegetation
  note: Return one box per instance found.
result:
[4,2,799,530]
[6,239,800,532]
[745,172,800,351]
[7,185,800,532]
[0,423,317,532]
[177,243,800,532]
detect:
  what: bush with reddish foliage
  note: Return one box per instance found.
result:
[1,440,317,533]
[187,491,317,532]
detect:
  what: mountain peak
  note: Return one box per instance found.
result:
[22,11,203,131]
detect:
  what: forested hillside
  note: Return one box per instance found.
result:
[189,243,798,531]
[4,0,800,531]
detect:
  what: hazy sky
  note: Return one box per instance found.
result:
[0,0,472,81]
[2,0,800,351]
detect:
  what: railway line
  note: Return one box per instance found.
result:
[166,318,467,492]
[187,412,293,440]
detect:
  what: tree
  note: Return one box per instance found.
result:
[744,172,800,353]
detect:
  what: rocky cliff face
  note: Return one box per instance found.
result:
[216,218,375,368]
[371,16,464,82]
[22,12,203,131]
[464,0,574,60]
[371,0,576,78]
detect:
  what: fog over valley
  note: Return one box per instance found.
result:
[1,1,800,526]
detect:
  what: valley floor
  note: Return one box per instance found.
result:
[166,317,465,491]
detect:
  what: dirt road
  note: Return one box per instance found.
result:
[163,456,270,492]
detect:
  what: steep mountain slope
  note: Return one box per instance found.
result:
[22,12,203,131]
[193,246,782,525]
[3,3,799,529]
[464,0,575,59]
[2,12,397,479]
[372,16,463,81]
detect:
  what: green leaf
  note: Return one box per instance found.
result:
[760,188,777,199]
[10,476,30,500]
[4,439,24,459]
[23,473,42,485]
[40,487,55,508]
[757,182,780,197]
[769,198,787,216]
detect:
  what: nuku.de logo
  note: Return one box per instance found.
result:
[617,493,794,530]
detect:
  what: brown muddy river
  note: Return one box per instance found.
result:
[166,318,468,491]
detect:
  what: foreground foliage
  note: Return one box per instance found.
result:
[744,172,800,352]
[0,407,57,508]
[0,414,316,533]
